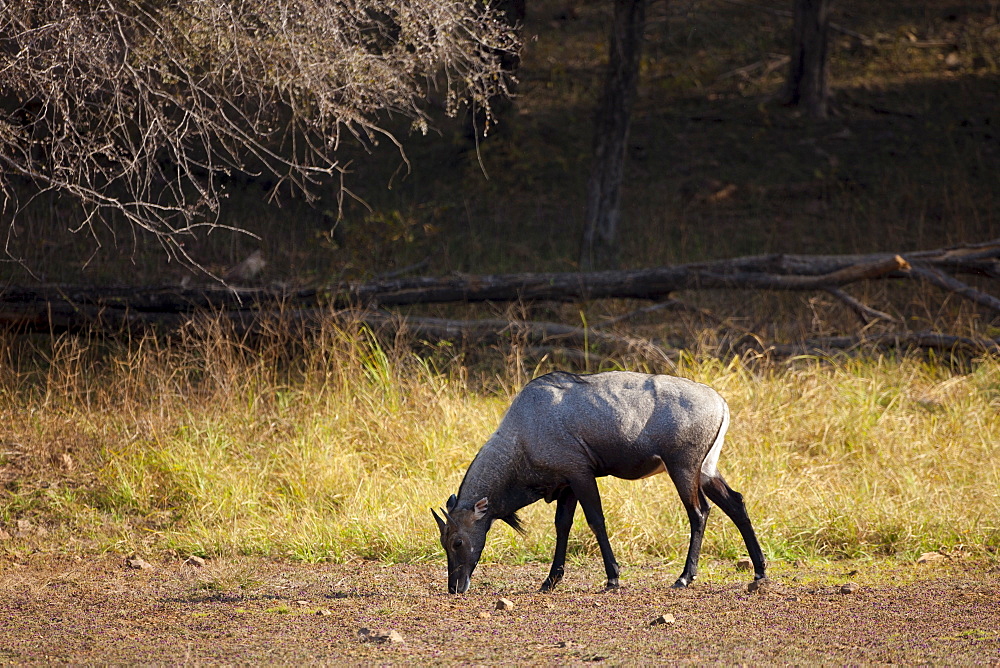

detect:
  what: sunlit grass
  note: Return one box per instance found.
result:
[600,354,1000,566]
[1,323,998,569]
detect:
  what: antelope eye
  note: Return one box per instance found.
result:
[453,538,463,549]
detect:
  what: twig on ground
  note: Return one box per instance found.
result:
[823,287,899,325]
[766,331,1000,358]
[594,299,717,327]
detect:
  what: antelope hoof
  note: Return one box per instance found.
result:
[604,579,620,590]
[540,577,561,592]
[671,577,692,589]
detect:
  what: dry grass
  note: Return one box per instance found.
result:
[1,322,997,570]
[1,0,997,594]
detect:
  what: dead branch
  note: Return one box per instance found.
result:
[0,2,519,272]
[907,266,1000,313]
[594,299,710,328]
[766,332,1000,358]
[0,240,997,358]
[823,287,898,325]
[3,240,997,314]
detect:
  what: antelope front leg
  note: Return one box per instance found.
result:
[541,488,578,592]
[571,476,620,590]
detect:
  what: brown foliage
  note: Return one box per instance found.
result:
[0,0,518,269]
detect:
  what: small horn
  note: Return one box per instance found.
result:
[431,508,447,532]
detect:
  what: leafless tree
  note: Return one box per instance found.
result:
[0,0,518,272]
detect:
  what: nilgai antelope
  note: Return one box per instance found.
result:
[432,371,767,594]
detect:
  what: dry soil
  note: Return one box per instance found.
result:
[1,554,998,664]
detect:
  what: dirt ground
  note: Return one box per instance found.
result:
[1,554,998,665]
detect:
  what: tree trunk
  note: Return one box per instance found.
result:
[579,0,647,270]
[784,0,832,119]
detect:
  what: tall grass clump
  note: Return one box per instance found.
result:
[1,323,998,567]
[0,318,505,561]
[596,354,1000,565]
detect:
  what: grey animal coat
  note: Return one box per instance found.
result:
[459,371,727,510]
[435,370,767,594]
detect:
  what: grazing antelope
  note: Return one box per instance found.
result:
[433,371,767,593]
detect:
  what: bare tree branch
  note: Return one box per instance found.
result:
[823,287,898,325]
[0,0,519,272]
[908,265,1000,313]
[767,332,1000,357]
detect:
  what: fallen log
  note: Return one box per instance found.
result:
[4,257,906,312]
[325,253,914,307]
[0,241,997,353]
[3,240,999,313]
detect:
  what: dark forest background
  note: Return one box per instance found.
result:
[2,0,999,357]
[4,0,996,281]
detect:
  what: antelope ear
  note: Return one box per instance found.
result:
[446,494,458,512]
[473,497,489,521]
[431,508,447,533]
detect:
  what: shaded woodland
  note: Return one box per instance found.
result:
[2,0,999,360]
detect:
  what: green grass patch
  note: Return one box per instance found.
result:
[1,324,997,568]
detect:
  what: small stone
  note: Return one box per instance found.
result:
[358,628,404,644]
[126,556,153,570]
[557,641,580,648]
[495,598,514,611]
[650,613,675,626]
[735,557,753,572]
[917,551,947,564]
[15,519,32,538]
[479,611,491,619]
[840,582,859,594]
[184,555,206,567]
[295,600,309,606]
[747,577,770,594]
[0,528,11,541]
[944,51,962,69]
[316,608,332,616]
